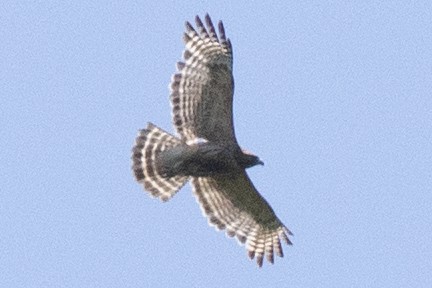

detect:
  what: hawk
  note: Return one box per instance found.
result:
[132,14,292,267]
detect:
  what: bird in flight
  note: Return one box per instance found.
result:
[132,14,292,267]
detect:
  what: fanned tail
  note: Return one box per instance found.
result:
[132,123,189,201]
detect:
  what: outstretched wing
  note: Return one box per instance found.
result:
[191,172,293,267]
[170,14,236,144]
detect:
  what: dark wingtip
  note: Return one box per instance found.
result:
[218,20,226,40]
[185,21,195,33]
[248,250,255,260]
[204,14,213,28]
[256,255,264,268]
[267,253,274,264]
[195,15,204,28]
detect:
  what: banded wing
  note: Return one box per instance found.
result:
[191,173,293,267]
[170,14,236,144]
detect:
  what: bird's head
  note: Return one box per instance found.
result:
[238,149,264,169]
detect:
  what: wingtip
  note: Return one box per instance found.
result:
[267,253,275,265]
[204,13,213,27]
[248,250,255,260]
[218,20,226,40]
[195,15,203,27]
[256,254,264,268]
[185,21,194,33]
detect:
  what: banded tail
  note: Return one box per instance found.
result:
[132,123,189,201]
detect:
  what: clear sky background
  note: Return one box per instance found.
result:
[2,1,431,287]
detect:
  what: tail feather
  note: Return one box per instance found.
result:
[132,123,189,201]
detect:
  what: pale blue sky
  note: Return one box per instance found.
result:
[1,1,431,287]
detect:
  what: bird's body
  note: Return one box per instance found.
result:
[132,14,292,267]
[157,141,261,177]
